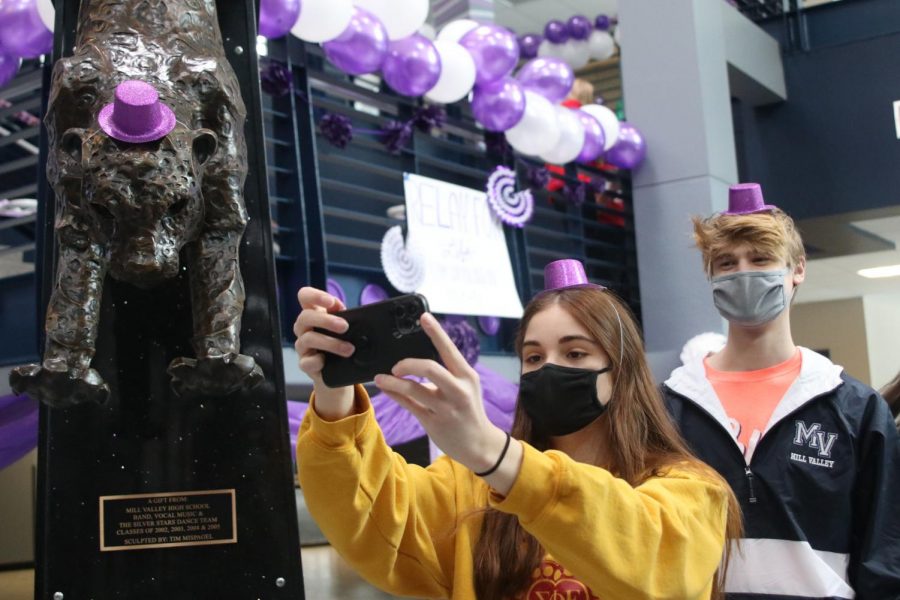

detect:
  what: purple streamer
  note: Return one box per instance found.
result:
[0,394,38,471]
[286,362,519,457]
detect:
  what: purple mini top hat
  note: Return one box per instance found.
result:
[724,183,776,215]
[98,80,176,143]
[541,259,606,293]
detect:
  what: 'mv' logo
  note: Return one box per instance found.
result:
[793,421,838,458]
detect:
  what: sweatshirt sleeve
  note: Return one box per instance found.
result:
[849,391,900,599]
[490,443,728,600]
[295,386,462,599]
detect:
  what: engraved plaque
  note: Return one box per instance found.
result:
[100,489,237,551]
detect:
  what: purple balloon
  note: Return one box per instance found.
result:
[605,122,647,170]
[459,24,520,85]
[518,33,542,59]
[0,0,52,59]
[566,15,592,41]
[323,8,388,76]
[259,0,301,39]
[543,20,569,44]
[575,110,604,163]
[382,33,442,97]
[470,76,525,132]
[595,15,611,31]
[515,57,573,103]
[0,53,20,88]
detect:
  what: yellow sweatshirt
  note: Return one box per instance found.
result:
[297,387,729,600]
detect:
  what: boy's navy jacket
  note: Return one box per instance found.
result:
[664,347,900,600]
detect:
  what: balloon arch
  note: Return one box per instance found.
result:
[0,0,645,171]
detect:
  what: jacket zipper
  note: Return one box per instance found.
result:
[664,384,841,506]
[744,467,757,503]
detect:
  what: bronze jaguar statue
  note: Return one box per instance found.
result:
[10,0,263,406]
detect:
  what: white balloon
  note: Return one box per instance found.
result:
[425,40,476,104]
[418,23,436,40]
[291,0,354,43]
[505,91,560,157]
[581,103,620,151]
[537,39,565,60]
[436,19,479,44]
[353,0,429,40]
[540,106,585,165]
[560,39,590,69]
[36,0,54,32]
[588,30,616,60]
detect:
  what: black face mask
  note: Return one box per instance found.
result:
[519,363,612,437]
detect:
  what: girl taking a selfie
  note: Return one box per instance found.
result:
[294,259,741,600]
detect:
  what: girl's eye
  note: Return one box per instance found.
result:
[567,351,587,360]
[525,355,542,364]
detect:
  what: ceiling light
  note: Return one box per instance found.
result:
[857,264,900,279]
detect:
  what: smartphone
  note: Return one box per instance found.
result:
[316,293,439,388]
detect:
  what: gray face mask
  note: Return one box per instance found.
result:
[711,268,789,326]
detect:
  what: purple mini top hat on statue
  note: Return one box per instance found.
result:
[723,183,776,215]
[542,259,606,293]
[98,80,176,143]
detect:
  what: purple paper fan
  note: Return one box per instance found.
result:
[326,278,346,305]
[486,166,534,227]
[360,283,389,306]
[380,225,425,293]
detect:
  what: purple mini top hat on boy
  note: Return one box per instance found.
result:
[723,183,777,215]
[542,259,606,293]
[98,80,176,143]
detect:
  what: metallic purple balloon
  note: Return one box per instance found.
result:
[382,33,442,97]
[0,52,20,88]
[515,57,573,103]
[566,15,592,41]
[0,0,52,59]
[605,122,647,170]
[595,15,611,31]
[575,109,605,163]
[518,33,542,59]
[470,76,525,132]
[459,24,520,85]
[323,7,388,75]
[543,20,569,44]
[259,0,301,39]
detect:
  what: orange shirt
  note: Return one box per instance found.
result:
[705,349,802,458]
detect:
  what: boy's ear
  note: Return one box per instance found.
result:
[792,256,806,286]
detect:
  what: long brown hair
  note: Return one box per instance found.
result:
[472,287,742,599]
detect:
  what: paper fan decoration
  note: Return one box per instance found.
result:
[485,166,534,227]
[380,225,425,293]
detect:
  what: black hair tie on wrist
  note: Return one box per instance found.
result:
[474,432,512,478]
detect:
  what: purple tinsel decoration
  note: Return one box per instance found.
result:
[441,318,480,367]
[319,113,354,149]
[260,61,293,97]
[563,181,588,206]
[379,120,414,155]
[525,165,551,190]
[412,105,447,133]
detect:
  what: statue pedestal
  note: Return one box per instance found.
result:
[33,2,304,598]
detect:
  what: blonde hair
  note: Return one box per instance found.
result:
[692,209,806,276]
[568,78,595,106]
